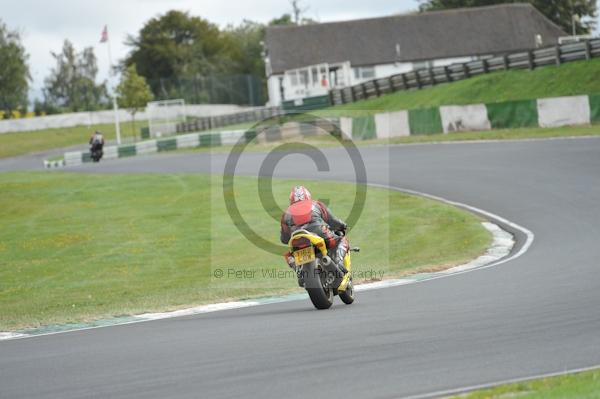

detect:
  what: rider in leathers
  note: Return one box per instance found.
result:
[280,186,349,281]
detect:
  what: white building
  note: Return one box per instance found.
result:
[263,3,566,106]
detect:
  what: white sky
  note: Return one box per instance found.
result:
[1,0,420,100]
[2,0,598,101]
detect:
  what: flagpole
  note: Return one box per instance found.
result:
[104,26,121,145]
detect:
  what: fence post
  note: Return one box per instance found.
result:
[389,76,396,92]
[585,40,592,60]
[401,73,408,89]
[482,59,489,74]
[361,83,368,99]
[350,86,357,102]
[555,45,562,66]
[527,50,534,70]
[444,66,452,82]
[415,71,422,89]
[463,63,470,79]
[428,68,435,85]
[329,90,336,105]
[373,79,381,96]
[503,54,509,70]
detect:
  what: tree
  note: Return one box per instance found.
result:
[0,20,30,119]
[269,14,295,26]
[124,11,226,94]
[44,40,108,112]
[222,20,266,78]
[116,64,154,140]
[418,0,598,34]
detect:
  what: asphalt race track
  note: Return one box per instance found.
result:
[1,137,600,398]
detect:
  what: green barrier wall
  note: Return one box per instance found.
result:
[282,95,331,112]
[199,133,222,147]
[352,115,376,140]
[244,130,257,143]
[157,138,177,152]
[589,94,600,123]
[487,100,538,129]
[408,108,443,135]
[118,145,137,158]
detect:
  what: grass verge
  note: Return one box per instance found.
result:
[453,369,600,399]
[0,120,147,159]
[0,172,490,330]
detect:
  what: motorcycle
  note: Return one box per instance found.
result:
[288,229,360,309]
[90,143,103,162]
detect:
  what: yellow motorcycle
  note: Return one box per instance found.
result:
[288,229,359,309]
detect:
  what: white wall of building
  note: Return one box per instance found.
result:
[267,55,484,106]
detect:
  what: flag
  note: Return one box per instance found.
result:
[100,25,108,43]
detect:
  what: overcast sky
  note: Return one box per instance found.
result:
[1,0,420,100]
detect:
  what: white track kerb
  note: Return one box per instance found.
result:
[0,184,533,341]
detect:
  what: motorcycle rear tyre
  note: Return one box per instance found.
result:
[304,261,333,310]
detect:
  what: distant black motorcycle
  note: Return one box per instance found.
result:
[89,131,105,163]
[90,143,103,162]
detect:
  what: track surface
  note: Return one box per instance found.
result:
[2,138,600,398]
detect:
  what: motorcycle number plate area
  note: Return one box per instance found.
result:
[293,247,316,265]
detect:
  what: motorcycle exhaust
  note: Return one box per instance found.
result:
[321,255,346,275]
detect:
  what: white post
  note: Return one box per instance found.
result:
[105,28,121,145]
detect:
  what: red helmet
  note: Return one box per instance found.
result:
[289,185,312,205]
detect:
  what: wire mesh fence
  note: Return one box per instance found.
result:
[146,74,266,106]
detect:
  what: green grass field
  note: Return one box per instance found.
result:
[0,172,490,330]
[330,58,600,113]
[454,369,600,398]
[0,119,147,159]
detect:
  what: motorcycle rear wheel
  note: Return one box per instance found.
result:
[304,261,333,310]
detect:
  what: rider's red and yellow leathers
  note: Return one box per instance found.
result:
[280,199,348,263]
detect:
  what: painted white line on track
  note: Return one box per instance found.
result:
[368,183,535,276]
[0,184,533,342]
[135,301,262,320]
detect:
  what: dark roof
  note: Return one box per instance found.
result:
[265,3,566,75]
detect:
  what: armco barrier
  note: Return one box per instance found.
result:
[330,39,600,106]
[135,140,158,155]
[44,95,599,168]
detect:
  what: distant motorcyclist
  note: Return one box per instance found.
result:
[280,186,349,277]
[89,130,104,162]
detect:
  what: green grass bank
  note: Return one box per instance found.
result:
[0,172,491,330]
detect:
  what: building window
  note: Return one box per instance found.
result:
[412,60,431,71]
[353,66,375,80]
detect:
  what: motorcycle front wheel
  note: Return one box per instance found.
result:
[303,261,333,309]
